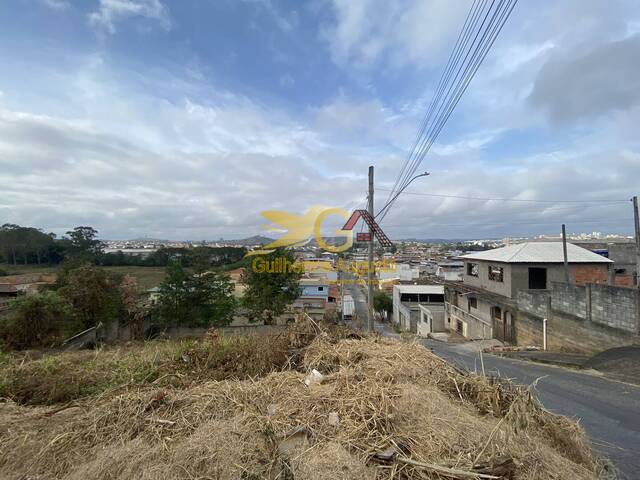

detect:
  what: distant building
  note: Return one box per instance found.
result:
[0,273,56,298]
[392,284,445,334]
[280,277,330,323]
[102,248,157,258]
[436,261,464,281]
[574,240,637,287]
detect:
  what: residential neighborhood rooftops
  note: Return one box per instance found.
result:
[460,242,613,264]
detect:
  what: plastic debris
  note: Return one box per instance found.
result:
[304,369,324,387]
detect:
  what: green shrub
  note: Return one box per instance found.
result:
[0,291,79,350]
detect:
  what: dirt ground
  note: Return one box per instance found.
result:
[584,345,640,384]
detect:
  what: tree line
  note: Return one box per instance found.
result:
[0,223,246,269]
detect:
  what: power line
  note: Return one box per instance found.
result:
[383,217,631,229]
[391,0,498,203]
[376,188,631,204]
[387,0,486,203]
[381,0,518,222]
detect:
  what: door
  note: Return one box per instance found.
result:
[491,306,504,342]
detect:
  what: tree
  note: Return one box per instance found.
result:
[155,260,191,327]
[58,264,121,329]
[373,290,393,318]
[241,248,301,324]
[188,271,236,327]
[65,226,103,261]
[0,291,78,349]
[0,224,21,265]
[155,261,237,327]
[0,224,56,265]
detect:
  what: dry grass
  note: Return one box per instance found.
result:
[0,331,297,405]
[0,322,609,480]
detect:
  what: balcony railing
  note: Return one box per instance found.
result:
[447,302,493,340]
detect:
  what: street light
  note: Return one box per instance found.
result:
[376,171,430,220]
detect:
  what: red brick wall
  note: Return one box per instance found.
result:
[614,274,634,287]
[571,264,609,285]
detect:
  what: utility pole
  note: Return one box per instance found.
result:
[561,224,570,284]
[633,196,640,287]
[367,165,374,333]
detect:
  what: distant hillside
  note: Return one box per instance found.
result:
[223,235,275,246]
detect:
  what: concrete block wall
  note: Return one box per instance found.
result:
[590,284,639,333]
[550,281,587,319]
[518,310,637,355]
[516,290,550,318]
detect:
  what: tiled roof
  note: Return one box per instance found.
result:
[460,242,613,264]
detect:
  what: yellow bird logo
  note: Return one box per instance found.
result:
[247,205,353,256]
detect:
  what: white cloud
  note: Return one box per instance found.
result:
[42,0,70,9]
[314,96,414,150]
[322,0,470,69]
[88,0,171,34]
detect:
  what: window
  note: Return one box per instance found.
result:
[466,262,479,277]
[468,297,477,311]
[491,306,502,320]
[488,265,504,282]
[318,286,324,291]
[528,267,547,289]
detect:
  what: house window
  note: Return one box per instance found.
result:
[528,267,547,289]
[318,286,324,291]
[491,306,502,320]
[467,262,479,277]
[468,297,477,311]
[488,265,504,282]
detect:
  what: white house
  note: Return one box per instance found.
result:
[392,284,445,333]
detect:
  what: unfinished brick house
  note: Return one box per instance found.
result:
[444,242,613,342]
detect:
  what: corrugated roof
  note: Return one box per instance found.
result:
[393,284,444,294]
[460,242,613,264]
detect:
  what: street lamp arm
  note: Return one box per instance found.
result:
[375,171,430,220]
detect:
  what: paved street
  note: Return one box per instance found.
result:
[343,281,640,479]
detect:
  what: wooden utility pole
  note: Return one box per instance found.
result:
[367,166,374,333]
[633,196,640,287]
[562,223,570,283]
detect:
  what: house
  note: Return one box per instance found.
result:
[445,242,613,341]
[436,261,464,281]
[279,277,330,323]
[574,240,636,286]
[226,267,247,296]
[302,259,338,281]
[0,273,56,298]
[377,263,420,291]
[392,284,445,334]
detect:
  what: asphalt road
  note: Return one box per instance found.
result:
[343,282,640,479]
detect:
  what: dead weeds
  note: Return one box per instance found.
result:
[0,321,610,480]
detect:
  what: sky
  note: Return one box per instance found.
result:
[1,0,639,240]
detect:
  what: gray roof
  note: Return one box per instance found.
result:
[394,284,444,294]
[460,242,613,264]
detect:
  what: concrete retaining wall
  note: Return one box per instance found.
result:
[516,281,639,354]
